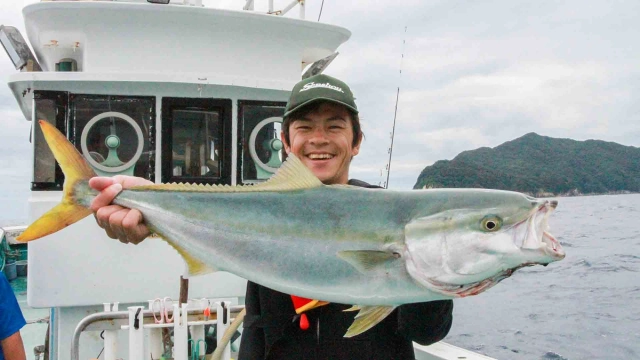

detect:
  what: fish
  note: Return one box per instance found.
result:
[19,120,565,337]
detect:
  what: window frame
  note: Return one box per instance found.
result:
[31,90,68,191]
[237,100,287,185]
[69,93,156,181]
[161,97,232,185]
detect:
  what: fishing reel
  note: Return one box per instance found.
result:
[80,111,144,177]
[248,117,283,179]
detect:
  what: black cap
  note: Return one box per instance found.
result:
[284,74,358,118]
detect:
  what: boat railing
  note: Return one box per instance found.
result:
[243,0,307,18]
[38,1,308,19]
[71,300,244,360]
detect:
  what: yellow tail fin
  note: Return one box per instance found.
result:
[17,120,96,242]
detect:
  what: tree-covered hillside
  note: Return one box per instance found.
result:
[413,133,640,196]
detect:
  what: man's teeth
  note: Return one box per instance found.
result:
[308,154,334,159]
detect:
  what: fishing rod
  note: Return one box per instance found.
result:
[318,0,325,21]
[383,26,407,189]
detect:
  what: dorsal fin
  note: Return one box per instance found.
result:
[131,154,323,192]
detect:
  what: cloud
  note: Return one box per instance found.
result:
[1,0,640,196]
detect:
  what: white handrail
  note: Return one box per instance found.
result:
[245,0,307,19]
[71,301,245,360]
[102,302,119,360]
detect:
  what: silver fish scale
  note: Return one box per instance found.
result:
[107,186,542,305]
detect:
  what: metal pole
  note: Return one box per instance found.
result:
[147,300,163,359]
[299,0,305,19]
[280,0,299,16]
[72,311,131,360]
[243,0,255,10]
[128,307,145,360]
[173,304,189,360]
[216,302,231,360]
[102,303,119,360]
[189,299,207,359]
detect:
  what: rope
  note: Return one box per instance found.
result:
[209,308,246,360]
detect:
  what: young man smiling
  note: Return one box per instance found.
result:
[281,75,362,185]
[90,74,453,359]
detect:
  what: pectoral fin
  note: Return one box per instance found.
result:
[337,250,400,274]
[344,305,397,338]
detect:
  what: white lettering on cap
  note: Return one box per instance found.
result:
[299,82,345,93]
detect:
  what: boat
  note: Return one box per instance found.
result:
[1,225,27,280]
[1,1,496,359]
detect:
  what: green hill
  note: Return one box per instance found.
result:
[413,133,640,196]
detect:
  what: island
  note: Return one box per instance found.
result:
[413,133,640,196]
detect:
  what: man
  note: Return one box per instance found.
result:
[0,273,27,360]
[91,74,453,359]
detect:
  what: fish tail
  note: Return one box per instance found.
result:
[17,120,97,242]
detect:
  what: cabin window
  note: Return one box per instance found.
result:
[70,95,155,180]
[238,101,286,184]
[161,98,232,185]
[32,91,67,190]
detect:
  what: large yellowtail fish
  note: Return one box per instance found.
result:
[19,120,565,337]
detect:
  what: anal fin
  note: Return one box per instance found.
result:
[344,305,397,338]
[158,237,216,276]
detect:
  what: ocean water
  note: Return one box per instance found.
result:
[446,193,640,359]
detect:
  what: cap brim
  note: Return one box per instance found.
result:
[284,97,359,118]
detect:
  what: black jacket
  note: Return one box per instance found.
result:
[238,179,454,360]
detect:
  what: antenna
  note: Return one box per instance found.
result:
[318,0,326,21]
[383,26,407,189]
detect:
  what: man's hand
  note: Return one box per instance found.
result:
[89,175,153,244]
[1,332,26,360]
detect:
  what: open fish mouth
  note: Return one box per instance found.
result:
[516,199,565,260]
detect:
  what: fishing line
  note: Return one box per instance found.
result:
[384,26,407,189]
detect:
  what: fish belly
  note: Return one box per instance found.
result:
[114,188,444,305]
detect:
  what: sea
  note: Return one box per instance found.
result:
[446,193,640,359]
[6,193,640,359]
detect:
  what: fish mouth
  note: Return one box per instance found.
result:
[515,199,565,260]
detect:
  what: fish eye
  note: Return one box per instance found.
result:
[481,216,502,232]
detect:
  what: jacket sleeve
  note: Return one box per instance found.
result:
[237,281,266,360]
[396,300,453,345]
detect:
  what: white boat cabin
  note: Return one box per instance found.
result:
[3,0,349,358]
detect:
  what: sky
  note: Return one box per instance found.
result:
[1,0,639,224]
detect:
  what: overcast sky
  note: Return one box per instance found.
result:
[1,0,639,224]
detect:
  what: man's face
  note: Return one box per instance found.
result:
[282,102,361,185]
